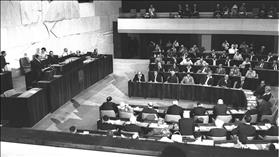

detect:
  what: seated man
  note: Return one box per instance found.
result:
[181,73,195,85]
[148,4,156,18]
[197,65,211,74]
[255,59,267,69]
[266,52,275,62]
[239,57,251,68]
[213,99,228,118]
[192,3,199,17]
[138,102,158,121]
[200,71,214,86]
[149,71,163,83]
[47,51,59,65]
[271,60,278,70]
[155,62,165,73]
[183,64,193,73]
[231,115,256,144]
[233,76,248,89]
[166,70,179,83]
[100,96,119,116]
[238,3,247,17]
[133,71,145,82]
[118,102,133,113]
[169,63,179,73]
[245,67,257,78]
[208,128,227,139]
[191,102,206,117]
[213,3,222,17]
[122,116,142,135]
[258,85,272,102]
[180,57,193,66]
[233,51,243,61]
[166,100,183,117]
[215,64,226,75]
[20,53,31,73]
[217,74,231,88]
[97,115,117,131]
[253,80,266,98]
[229,65,242,77]
[194,57,208,66]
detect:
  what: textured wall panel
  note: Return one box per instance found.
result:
[20,1,42,25]
[79,2,95,17]
[43,1,80,22]
[51,16,100,37]
[1,1,22,27]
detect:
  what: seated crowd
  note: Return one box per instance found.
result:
[146,39,278,89]
[141,2,277,18]
[94,96,278,150]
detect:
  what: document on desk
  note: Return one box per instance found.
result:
[149,123,169,129]
[187,139,214,146]
[18,88,40,97]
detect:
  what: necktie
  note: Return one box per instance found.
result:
[205,77,210,85]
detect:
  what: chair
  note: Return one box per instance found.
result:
[19,57,31,74]
[178,118,194,136]
[165,114,181,123]
[100,110,116,118]
[207,128,227,141]
[142,113,157,121]
[194,115,209,124]
[119,111,134,119]
[261,100,278,123]
[216,115,232,123]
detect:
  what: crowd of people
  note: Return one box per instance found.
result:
[142,3,277,18]
[96,95,278,150]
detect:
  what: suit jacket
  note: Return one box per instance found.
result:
[266,126,278,136]
[31,59,43,81]
[149,73,163,83]
[167,75,178,83]
[257,100,272,115]
[100,101,119,114]
[133,74,145,82]
[260,93,272,102]
[122,124,142,133]
[253,85,265,97]
[166,105,183,116]
[231,123,256,137]
[208,128,227,137]
[217,78,231,88]
[200,76,214,86]
[0,56,7,69]
[183,67,193,73]
[234,80,249,89]
[213,104,228,117]
[216,67,226,74]
[192,107,206,116]
[47,55,59,65]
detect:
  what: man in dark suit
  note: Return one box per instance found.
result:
[47,51,59,65]
[200,71,214,86]
[213,99,228,118]
[232,115,256,144]
[97,115,117,131]
[0,51,9,72]
[166,100,183,117]
[138,102,158,121]
[166,70,179,83]
[208,128,227,137]
[100,96,119,115]
[149,71,163,83]
[233,76,249,89]
[31,54,43,81]
[259,86,272,102]
[191,102,206,117]
[253,80,266,98]
[133,71,145,82]
[215,64,226,75]
[183,64,193,73]
[265,125,278,136]
[217,74,231,88]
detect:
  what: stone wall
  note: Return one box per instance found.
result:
[1,0,121,69]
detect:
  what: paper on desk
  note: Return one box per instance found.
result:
[187,139,214,146]
[216,143,235,148]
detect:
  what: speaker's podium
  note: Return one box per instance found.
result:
[41,67,56,81]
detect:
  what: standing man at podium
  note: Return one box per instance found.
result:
[0,51,9,72]
[31,54,43,82]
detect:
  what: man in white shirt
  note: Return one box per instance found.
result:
[194,57,208,66]
[180,57,193,66]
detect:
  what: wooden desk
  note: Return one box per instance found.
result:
[128,81,247,108]
[0,88,48,127]
[0,71,13,94]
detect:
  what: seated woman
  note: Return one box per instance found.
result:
[245,67,257,78]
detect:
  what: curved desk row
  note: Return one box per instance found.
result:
[128,81,247,108]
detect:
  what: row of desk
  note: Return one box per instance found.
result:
[36,55,113,113]
[149,64,279,86]
[0,71,13,94]
[128,81,247,108]
[2,127,277,157]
